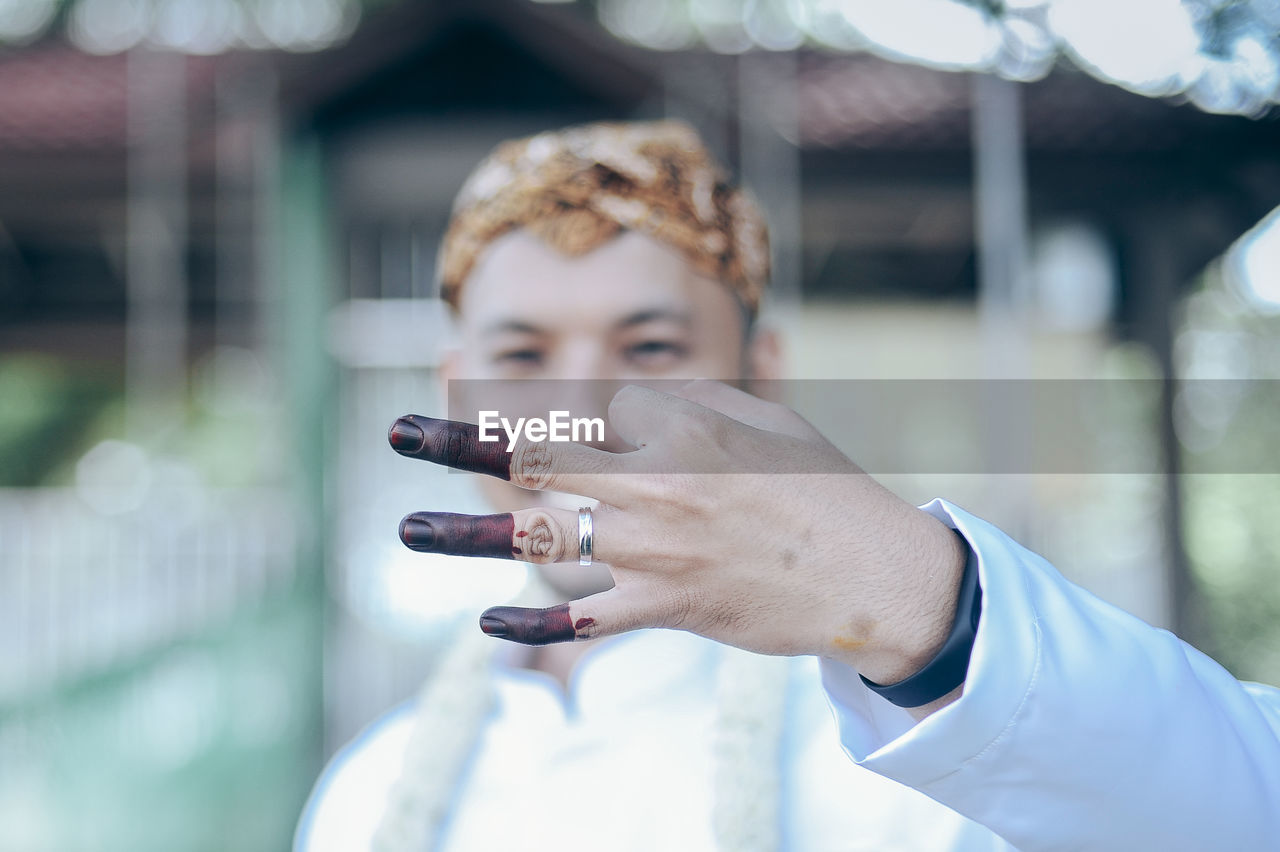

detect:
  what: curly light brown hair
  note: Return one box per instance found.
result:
[438,120,770,319]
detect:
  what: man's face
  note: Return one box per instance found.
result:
[447,228,771,597]
[453,228,749,383]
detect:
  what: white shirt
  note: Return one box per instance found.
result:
[298,632,1009,850]
[299,500,1280,851]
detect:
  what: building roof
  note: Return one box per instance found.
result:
[1,0,1278,336]
[2,7,1277,159]
[789,50,1280,154]
[0,42,222,152]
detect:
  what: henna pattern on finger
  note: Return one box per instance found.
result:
[400,512,517,559]
[478,603,581,645]
[527,518,555,558]
[389,415,512,480]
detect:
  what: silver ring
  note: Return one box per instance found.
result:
[578,506,593,566]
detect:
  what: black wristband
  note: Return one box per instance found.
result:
[860,532,982,708]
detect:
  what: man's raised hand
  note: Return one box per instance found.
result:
[389,381,967,688]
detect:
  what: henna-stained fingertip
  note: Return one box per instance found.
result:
[479,604,576,645]
[389,418,426,452]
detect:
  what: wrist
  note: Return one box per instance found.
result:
[824,516,969,685]
[860,530,980,707]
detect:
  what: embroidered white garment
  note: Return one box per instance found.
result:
[299,626,1012,851]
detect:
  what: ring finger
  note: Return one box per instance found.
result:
[399,506,629,566]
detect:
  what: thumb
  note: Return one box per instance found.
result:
[672,379,821,441]
[606,383,701,450]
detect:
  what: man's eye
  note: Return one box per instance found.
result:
[625,341,687,363]
[494,349,543,365]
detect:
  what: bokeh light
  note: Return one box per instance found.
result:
[1050,0,1201,96]
[10,0,1276,115]
[0,0,58,44]
[1228,205,1280,313]
[593,0,1280,115]
[58,0,362,54]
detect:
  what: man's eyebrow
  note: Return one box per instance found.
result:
[481,319,546,336]
[614,308,693,330]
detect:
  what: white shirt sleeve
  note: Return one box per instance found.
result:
[783,656,1021,851]
[819,499,1280,852]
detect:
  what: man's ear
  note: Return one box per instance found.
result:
[745,325,785,401]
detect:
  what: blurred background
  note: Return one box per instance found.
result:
[1,0,1279,848]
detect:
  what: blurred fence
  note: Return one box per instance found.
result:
[0,487,296,702]
[0,485,317,851]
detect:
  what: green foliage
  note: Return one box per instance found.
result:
[1178,269,1280,686]
[1185,474,1280,684]
[0,355,120,487]
[0,593,322,852]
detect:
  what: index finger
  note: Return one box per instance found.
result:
[389,414,638,501]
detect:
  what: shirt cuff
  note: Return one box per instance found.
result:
[818,498,1042,788]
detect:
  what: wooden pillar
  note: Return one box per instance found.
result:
[1128,215,1200,641]
[125,47,188,440]
[971,72,1033,540]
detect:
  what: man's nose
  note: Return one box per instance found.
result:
[547,344,633,452]
[550,339,611,383]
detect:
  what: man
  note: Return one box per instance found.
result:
[298,121,1280,851]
